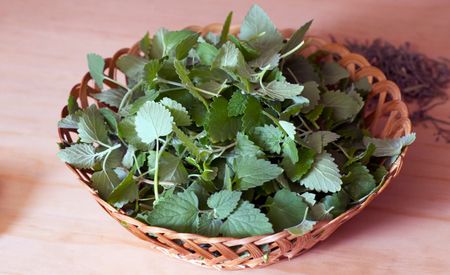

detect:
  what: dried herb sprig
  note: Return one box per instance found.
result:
[342,38,450,142]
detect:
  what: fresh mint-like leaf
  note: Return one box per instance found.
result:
[159,97,192,126]
[148,151,189,184]
[321,90,363,121]
[108,171,138,208]
[342,162,376,201]
[118,117,148,150]
[280,20,312,56]
[220,201,273,237]
[116,55,147,80]
[58,113,80,129]
[305,131,340,153]
[282,138,298,163]
[77,105,110,145]
[282,146,316,181]
[239,4,283,54]
[363,133,416,157]
[173,60,208,107]
[139,32,151,57]
[287,219,316,236]
[150,29,194,58]
[207,190,242,219]
[300,81,321,113]
[176,32,200,60]
[206,97,241,142]
[196,42,219,66]
[99,108,118,133]
[198,213,222,237]
[267,189,308,231]
[259,80,304,101]
[235,157,283,190]
[235,132,264,158]
[57,143,98,169]
[94,88,127,108]
[68,95,80,114]
[147,190,199,233]
[279,120,296,140]
[228,92,248,117]
[322,62,350,85]
[253,124,283,154]
[219,12,233,45]
[242,96,264,131]
[135,101,174,144]
[87,53,105,88]
[91,168,121,200]
[300,152,342,193]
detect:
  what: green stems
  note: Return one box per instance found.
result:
[118,80,144,111]
[153,138,160,201]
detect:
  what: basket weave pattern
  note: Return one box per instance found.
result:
[58,24,412,270]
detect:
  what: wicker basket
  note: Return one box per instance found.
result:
[58,24,412,270]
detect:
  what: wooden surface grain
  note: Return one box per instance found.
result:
[1,0,449,274]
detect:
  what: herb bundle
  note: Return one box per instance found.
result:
[343,39,450,142]
[57,5,415,238]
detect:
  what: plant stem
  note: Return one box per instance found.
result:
[104,76,130,91]
[332,142,352,159]
[153,138,160,201]
[118,80,144,111]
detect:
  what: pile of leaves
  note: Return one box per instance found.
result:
[57,5,415,238]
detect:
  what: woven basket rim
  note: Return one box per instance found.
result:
[57,23,412,268]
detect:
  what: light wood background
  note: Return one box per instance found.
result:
[1,0,449,274]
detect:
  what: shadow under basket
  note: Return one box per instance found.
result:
[57,24,412,270]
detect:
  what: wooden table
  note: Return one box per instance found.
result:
[1,0,449,274]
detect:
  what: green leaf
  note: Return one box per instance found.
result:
[148,151,188,184]
[116,55,147,80]
[207,190,242,219]
[150,29,194,58]
[280,20,312,55]
[305,131,340,153]
[219,12,233,45]
[282,146,316,181]
[300,81,321,113]
[118,117,148,150]
[77,105,110,145]
[282,138,298,163]
[99,108,118,133]
[87,53,105,88]
[176,33,200,60]
[259,80,304,101]
[267,189,308,232]
[322,62,350,85]
[363,133,416,157]
[206,97,241,143]
[135,101,174,144]
[147,191,199,233]
[198,213,222,237]
[239,4,283,54]
[220,201,273,237]
[93,88,127,108]
[91,168,121,200]
[287,220,316,236]
[320,190,350,218]
[300,152,342,193]
[159,97,191,126]
[279,120,296,140]
[242,96,263,131]
[373,165,388,183]
[67,95,80,114]
[196,42,218,66]
[253,124,283,154]
[108,171,138,208]
[122,145,136,169]
[139,32,151,57]
[321,90,363,121]
[235,132,264,158]
[235,157,283,190]
[143,60,161,87]
[342,162,376,201]
[228,92,248,117]
[212,41,241,71]
[173,60,208,107]
[305,104,324,122]
[57,143,98,169]
[172,126,204,160]
[58,113,80,129]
